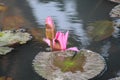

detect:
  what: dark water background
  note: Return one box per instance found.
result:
[0,0,120,80]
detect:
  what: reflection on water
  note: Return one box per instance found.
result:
[117,70,120,76]
[112,27,120,38]
[101,41,111,59]
[0,56,9,75]
[27,0,90,48]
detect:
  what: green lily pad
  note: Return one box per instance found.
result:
[87,20,114,41]
[53,51,86,73]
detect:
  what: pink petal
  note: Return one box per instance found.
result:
[55,31,61,39]
[43,38,51,46]
[64,31,69,43]
[46,16,54,28]
[56,32,67,50]
[67,47,79,52]
[63,31,69,48]
[61,33,67,49]
[54,31,69,50]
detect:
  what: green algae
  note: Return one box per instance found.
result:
[53,51,86,73]
[0,32,4,37]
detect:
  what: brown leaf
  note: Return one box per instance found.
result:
[2,16,27,30]
[0,76,13,80]
[0,3,8,12]
[28,28,45,42]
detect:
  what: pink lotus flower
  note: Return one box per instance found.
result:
[44,16,79,51]
[43,31,79,51]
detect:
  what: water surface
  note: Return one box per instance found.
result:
[0,0,120,80]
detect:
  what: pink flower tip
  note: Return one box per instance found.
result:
[67,47,79,52]
[46,16,54,28]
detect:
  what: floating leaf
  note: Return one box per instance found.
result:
[0,29,32,46]
[110,4,120,18]
[0,46,13,55]
[0,32,4,37]
[33,50,106,80]
[87,20,114,41]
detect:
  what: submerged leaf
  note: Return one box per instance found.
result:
[87,20,114,41]
[0,76,13,80]
[28,28,44,42]
[2,16,29,30]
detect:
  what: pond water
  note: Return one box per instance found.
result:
[0,0,120,80]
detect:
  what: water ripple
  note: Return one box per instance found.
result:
[27,0,90,48]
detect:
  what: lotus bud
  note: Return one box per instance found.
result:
[45,16,56,40]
